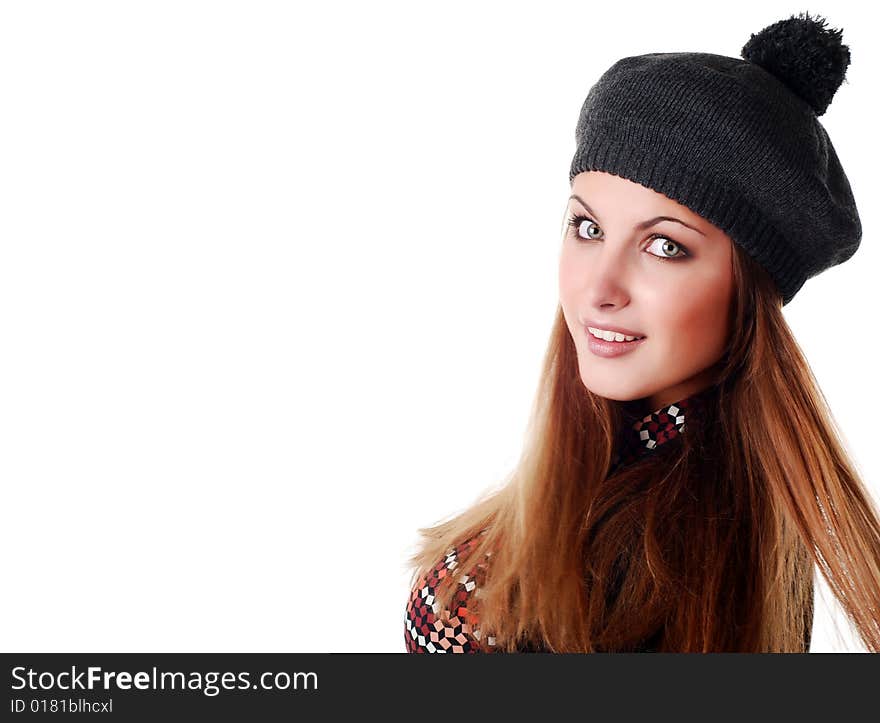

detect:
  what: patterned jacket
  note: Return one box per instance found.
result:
[404,389,730,653]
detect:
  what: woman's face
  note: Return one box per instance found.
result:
[559,171,734,412]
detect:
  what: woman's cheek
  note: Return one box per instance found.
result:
[559,249,590,292]
[673,302,728,364]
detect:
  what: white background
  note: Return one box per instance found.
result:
[0,0,876,652]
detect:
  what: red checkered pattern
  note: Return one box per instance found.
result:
[404,531,497,653]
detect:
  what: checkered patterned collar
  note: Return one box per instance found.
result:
[610,385,715,474]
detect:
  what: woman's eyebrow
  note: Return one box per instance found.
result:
[568,194,706,237]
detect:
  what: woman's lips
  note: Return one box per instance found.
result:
[585,327,648,358]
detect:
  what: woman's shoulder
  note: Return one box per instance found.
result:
[404,529,497,653]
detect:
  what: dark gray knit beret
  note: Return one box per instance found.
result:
[569,11,860,306]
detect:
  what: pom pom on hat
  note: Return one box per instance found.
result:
[740,11,851,116]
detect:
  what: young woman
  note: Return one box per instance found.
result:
[404,12,880,653]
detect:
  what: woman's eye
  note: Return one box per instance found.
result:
[566,214,690,262]
[645,235,689,261]
[576,218,603,240]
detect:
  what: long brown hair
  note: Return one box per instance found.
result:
[405,233,880,653]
